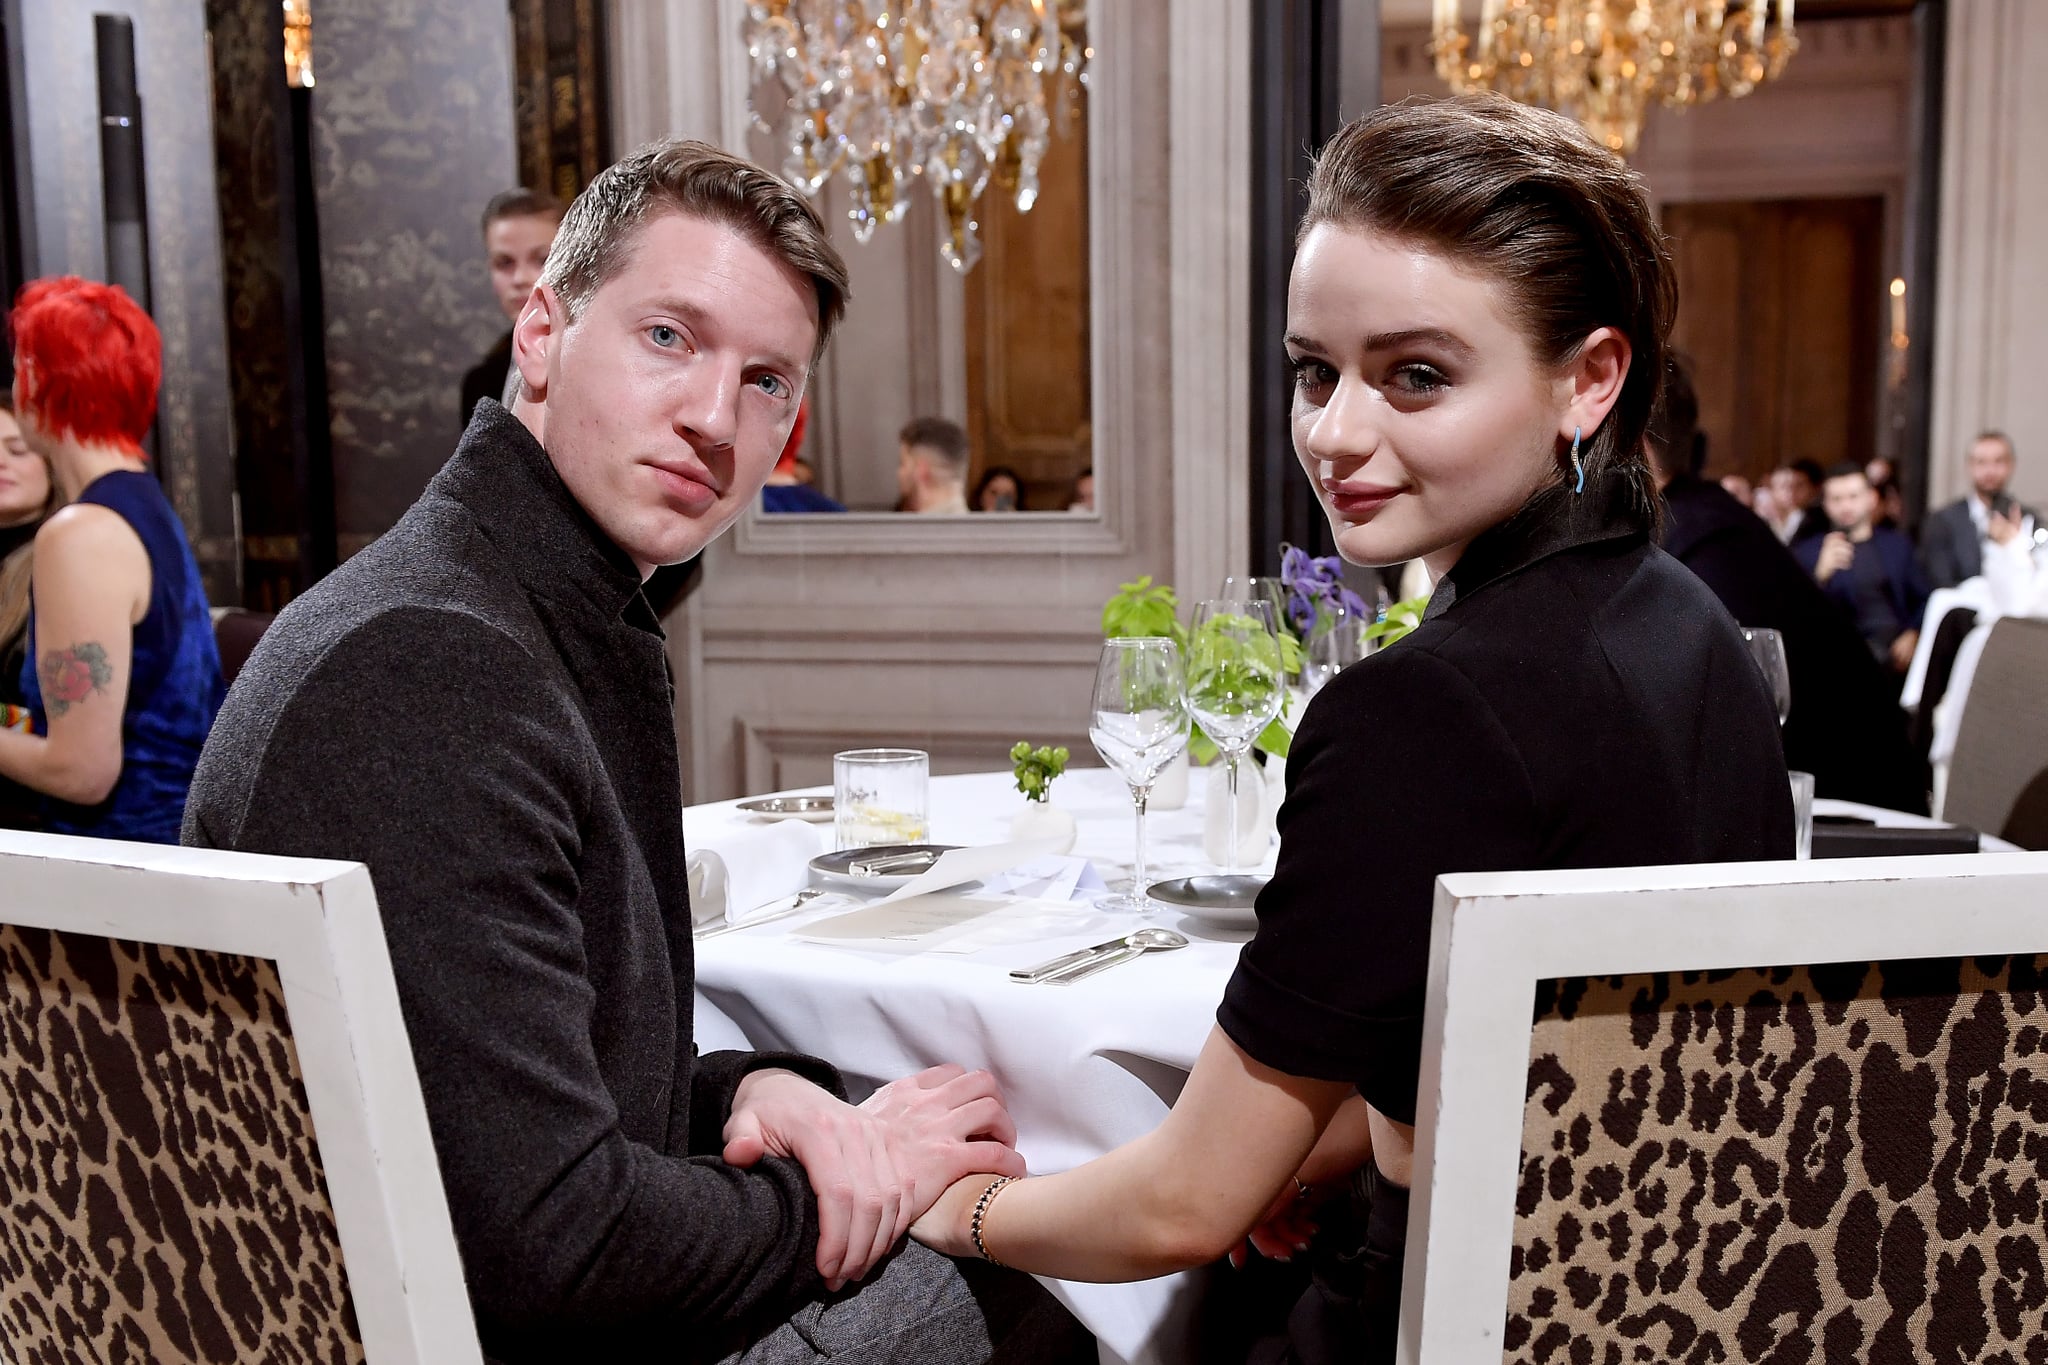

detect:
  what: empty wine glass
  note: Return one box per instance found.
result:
[1183,599,1285,874]
[1088,638,1191,914]
[1299,611,1367,700]
[1740,628,1792,727]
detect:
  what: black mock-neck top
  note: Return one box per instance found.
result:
[1219,473,1793,1125]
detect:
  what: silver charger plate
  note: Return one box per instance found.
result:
[1146,874,1267,929]
[809,844,962,890]
[737,794,835,823]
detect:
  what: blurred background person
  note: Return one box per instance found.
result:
[1920,431,2039,589]
[1767,459,1830,546]
[0,278,224,842]
[973,464,1023,512]
[1718,472,1754,507]
[897,416,971,514]
[1798,462,1929,682]
[761,399,844,513]
[1068,466,1094,512]
[0,388,62,829]
[1649,360,1925,811]
[460,188,564,426]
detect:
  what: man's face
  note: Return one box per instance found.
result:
[487,212,561,324]
[511,211,816,575]
[897,442,925,501]
[1823,474,1877,534]
[1968,437,2015,501]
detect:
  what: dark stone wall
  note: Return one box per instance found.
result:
[309,0,517,555]
[11,0,239,602]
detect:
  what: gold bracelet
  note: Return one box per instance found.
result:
[970,1175,1016,1266]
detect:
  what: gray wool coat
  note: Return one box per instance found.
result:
[184,402,842,1363]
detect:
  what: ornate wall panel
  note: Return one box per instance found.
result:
[311,0,517,556]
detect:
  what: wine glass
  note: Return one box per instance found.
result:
[1299,610,1366,700]
[1088,638,1191,914]
[1740,628,1792,727]
[1183,599,1285,874]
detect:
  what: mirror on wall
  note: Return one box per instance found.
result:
[748,76,1094,517]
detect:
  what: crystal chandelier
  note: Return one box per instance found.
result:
[1430,0,1798,156]
[743,0,1090,272]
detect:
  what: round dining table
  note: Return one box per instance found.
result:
[687,765,2011,1364]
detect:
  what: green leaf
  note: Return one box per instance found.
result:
[1010,741,1070,802]
[1251,716,1292,760]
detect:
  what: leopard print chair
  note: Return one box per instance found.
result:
[0,837,477,1365]
[1508,956,2048,1364]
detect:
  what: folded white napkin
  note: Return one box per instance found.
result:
[687,820,826,930]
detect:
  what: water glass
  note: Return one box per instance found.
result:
[833,748,929,850]
[1088,638,1190,914]
[1740,628,1792,727]
[1790,769,1815,860]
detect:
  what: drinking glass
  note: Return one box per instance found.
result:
[1299,608,1368,701]
[1088,638,1190,914]
[1183,599,1286,873]
[1740,628,1792,727]
[833,748,929,850]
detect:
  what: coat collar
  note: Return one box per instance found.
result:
[1424,472,1653,622]
[429,399,651,626]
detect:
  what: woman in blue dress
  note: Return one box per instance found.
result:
[0,276,224,842]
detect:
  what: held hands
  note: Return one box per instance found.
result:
[1228,1179,1323,1269]
[1814,532,1854,585]
[723,1064,1024,1291]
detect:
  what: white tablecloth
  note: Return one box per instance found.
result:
[690,766,1251,1365]
[686,770,2010,1361]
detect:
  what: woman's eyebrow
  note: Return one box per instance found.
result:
[1362,327,1477,360]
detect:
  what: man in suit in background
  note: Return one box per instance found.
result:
[1921,431,2040,588]
[1797,463,1931,681]
[459,188,565,427]
[1650,361,1925,811]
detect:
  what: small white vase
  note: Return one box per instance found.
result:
[1149,750,1190,811]
[1010,800,1078,855]
[1203,760,1269,867]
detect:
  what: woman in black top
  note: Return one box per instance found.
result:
[912,94,1792,1360]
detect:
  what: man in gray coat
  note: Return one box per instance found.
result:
[184,141,1086,1364]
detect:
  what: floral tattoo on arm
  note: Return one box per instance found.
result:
[39,643,114,717]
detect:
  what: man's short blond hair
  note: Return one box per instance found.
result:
[537,139,850,367]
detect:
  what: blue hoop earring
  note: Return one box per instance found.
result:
[1569,427,1585,494]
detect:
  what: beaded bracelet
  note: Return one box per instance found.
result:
[970,1175,1017,1266]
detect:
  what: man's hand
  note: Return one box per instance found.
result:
[723,1065,1024,1291]
[1988,508,2022,546]
[858,1064,1026,1218]
[1888,628,1920,673]
[1814,532,1854,585]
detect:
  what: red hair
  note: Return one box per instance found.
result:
[773,398,810,476]
[9,276,161,453]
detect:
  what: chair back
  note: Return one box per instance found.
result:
[1405,852,2048,1363]
[1947,616,2048,848]
[0,833,479,1364]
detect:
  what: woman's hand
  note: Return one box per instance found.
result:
[909,1171,1000,1261]
[1229,1179,1322,1268]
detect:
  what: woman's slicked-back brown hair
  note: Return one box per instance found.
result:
[538,138,850,368]
[1299,94,1676,520]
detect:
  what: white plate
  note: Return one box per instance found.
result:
[737,794,835,823]
[808,844,962,890]
[1146,874,1265,929]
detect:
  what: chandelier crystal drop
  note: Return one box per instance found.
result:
[743,0,1089,273]
[1430,0,1798,156]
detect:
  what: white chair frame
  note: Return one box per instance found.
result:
[0,831,480,1365]
[1403,850,2048,1363]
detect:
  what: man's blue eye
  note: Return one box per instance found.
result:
[756,374,788,398]
[650,325,679,348]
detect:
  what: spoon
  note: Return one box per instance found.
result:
[1012,927,1184,982]
[1038,928,1189,985]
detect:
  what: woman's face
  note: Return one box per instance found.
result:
[979,474,1019,512]
[0,409,51,527]
[1286,224,1612,577]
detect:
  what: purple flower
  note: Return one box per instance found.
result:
[1278,542,1370,634]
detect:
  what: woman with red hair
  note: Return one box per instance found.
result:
[0,277,224,842]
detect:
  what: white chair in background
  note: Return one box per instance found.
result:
[0,833,478,1364]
